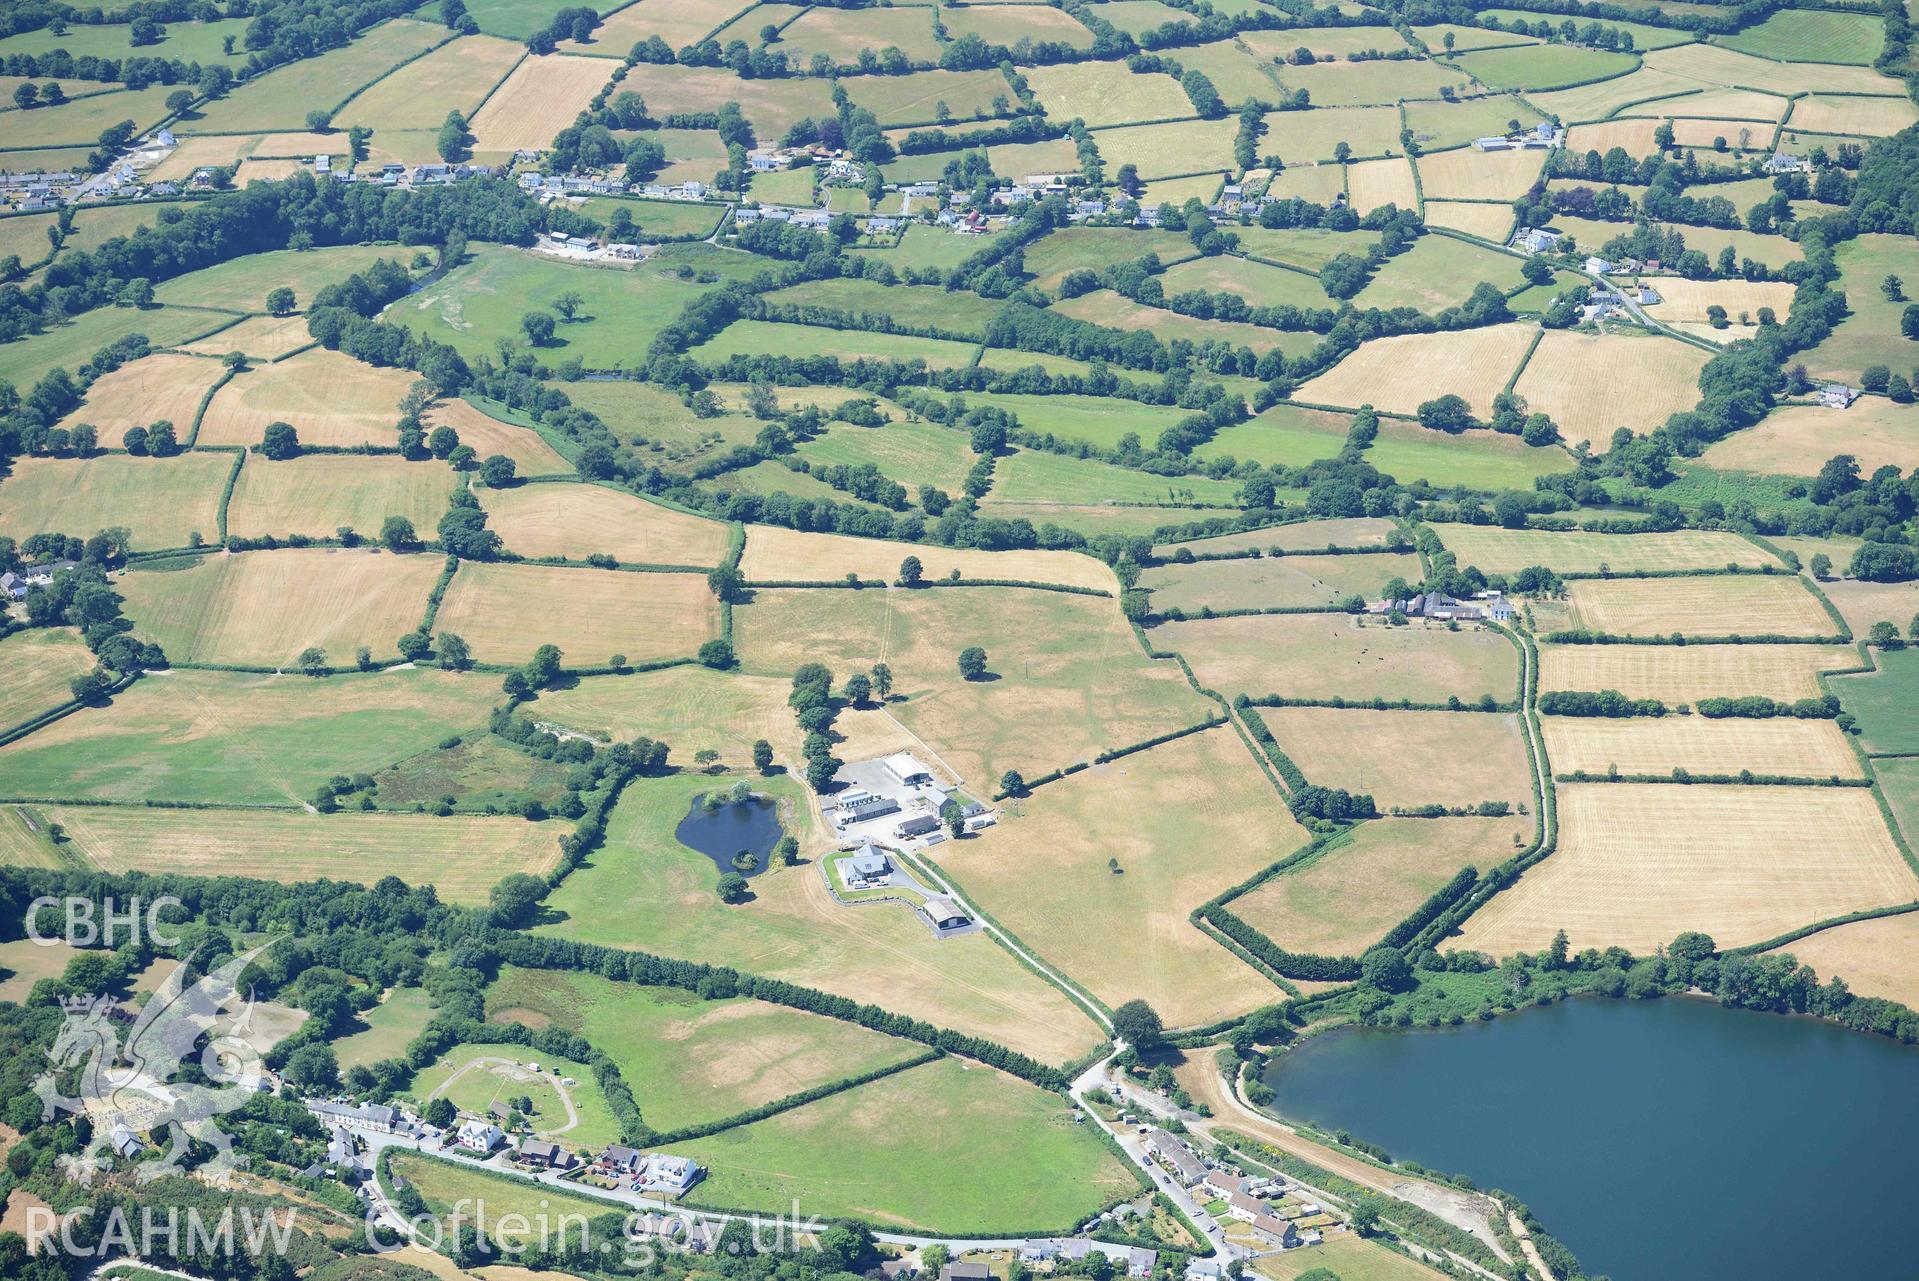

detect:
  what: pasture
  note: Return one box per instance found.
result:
[845,67,1011,126]
[1261,163,1348,204]
[1831,649,1919,755]
[572,192,727,237]
[429,398,574,476]
[1274,58,1471,107]
[690,319,981,370]
[1541,715,1862,779]
[1414,145,1549,201]
[1021,61,1192,128]
[532,666,799,770]
[942,727,1303,1026]
[431,563,718,666]
[736,525,1117,591]
[1715,9,1883,64]
[1644,41,1901,96]
[479,484,730,566]
[332,987,437,1070]
[988,449,1243,506]
[483,965,921,1132]
[1420,201,1517,242]
[1785,95,1917,137]
[676,1057,1138,1233]
[794,421,977,494]
[118,547,442,667]
[466,54,617,153]
[1453,43,1637,91]
[963,392,1189,451]
[1353,235,1534,312]
[1455,784,1917,953]
[177,315,315,361]
[1402,94,1546,151]
[1800,236,1919,383]
[1525,65,1704,124]
[1203,410,1572,490]
[225,455,452,543]
[1162,517,1400,554]
[1433,527,1776,575]
[1230,817,1528,959]
[1022,227,1202,292]
[336,33,525,131]
[0,16,251,62]
[1140,550,1420,614]
[537,770,1107,1066]
[1174,40,1294,103]
[154,244,408,313]
[0,306,235,389]
[1343,156,1418,213]
[1770,911,1919,1011]
[573,0,748,50]
[762,277,1004,337]
[1510,330,1711,450]
[1161,256,1329,310]
[1252,707,1534,809]
[0,629,98,735]
[1051,291,1311,357]
[1295,323,1536,418]
[1540,642,1856,703]
[197,349,415,448]
[1564,573,1833,637]
[48,804,565,902]
[0,452,229,551]
[179,19,448,133]
[1092,118,1242,179]
[776,5,940,63]
[733,585,1208,789]
[1817,576,1919,643]
[941,3,1097,49]
[616,63,837,138]
[0,84,175,148]
[1151,613,1512,705]
[1232,226,1378,272]
[1643,278,1797,325]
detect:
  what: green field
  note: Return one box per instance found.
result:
[966,391,1190,451]
[1021,227,1202,292]
[1402,93,1548,150]
[388,1151,626,1228]
[370,735,572,814]
[0,629,98,737]
[1140,549,1420,613]
[394,244,766,370]
[1162,255,1331,310]
[0,452,233,552]
[1799,235,1919,383]
[0,668,501,805]
[1231,226,1380,273]
[674,1057,1138,1233]
[1353,234,1534,313]
[406,1042,624,1149]
[0,84,176,148]
[1454,43,1639,90]
[0,17,252,63]
[1476,10,1695,51]
[846,67,1013,126]
[1833,649,1919,755]
[991,449,1242,506]
[0,305,235,388]
[689,319,982,370]
[1715,9,1883,64]
[482,965,924,1133]
[332,986,437,1070]
[1197,406,1572,491]
[571,196,729,239]
[761,277,1005,338]
[179,19,448,133]
[794,419,976,493]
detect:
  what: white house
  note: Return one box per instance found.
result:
[637,1153,702,1194]
[1584,256,1615,275]
[454,1120,504,1154]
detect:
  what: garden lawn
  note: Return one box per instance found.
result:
[676,1057,1138,1233]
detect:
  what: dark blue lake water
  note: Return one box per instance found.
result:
[675,793,783,877]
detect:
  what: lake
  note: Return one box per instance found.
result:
[674,793,783,877]
[1263,996,1919,1281]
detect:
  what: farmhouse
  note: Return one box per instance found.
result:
[454,1120,504,1153]
[1512,226,1562,254]
[846,842,893,885]
[1764,151,1809,174]
[1584,256,1615,276]
[1250,1215,1299,1248]
[1820,382,1859,408]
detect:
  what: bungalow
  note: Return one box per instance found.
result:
[1820,382,1859,409]
[454,1120,505,1154]
[637,1153,702,1194]
[1127,1247,1158,1277]
[895,814,941,839]
[882,754,935,788]
[838,789,901,822]
[916,895,972,933]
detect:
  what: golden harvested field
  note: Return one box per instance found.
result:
[1257,706,1532,809]
[614,64,836,139]
[1162,613,1518,704]
[734,586,1209,789]
[467,55,617,153]
[1274,58,1471,107]
[232,158,304,184]
[119,547,443,666]
[1784,94,1918,136]
[1665,118,1771,150]
[197,349,414,447]
[177,315,315,361]
[336,33,524,131]
[1434,526,1777,574]
[63,353,229,437]
[531,666,800,771]
[1415,146,1548,200]
[0,452,231,551]
[1541,715,1862,778]
[481,484,729,566]
[49,805,563,902]
[148,133,261,182]
[1140,551,1419,614]
[225,455,453,542]
[1241,26,1411,60]
[425,399,572,476]
[1230,817,1530,958]
[575,0,751,52]
[1296,323,1536,418]
[1649,88,1791,122]
[738,525,1117,592]
[432,563,719,666]
[1455,784,1918,953]
[1702,400,1919,477]
[1021,61,1191,128]
[1645,43,1902,96]
[1258,104,1405,164]
[1051,291,1303,356]
[940,727,1303,1027]
[1161,517,1402,555]
[1818,576,1919,640]
[1565,119,1663,158]
[1526,66,1702,124]
[1565,573,1833,637]
[1768,913,1919,1009]
[1420,201,1516,241]
[1642,277,1797,324]
[0,629,98,733]
[1540,642,1856,702]
[1344,156,1418,213]
[1511,330,1711,450]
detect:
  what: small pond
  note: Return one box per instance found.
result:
[675,792,783,877]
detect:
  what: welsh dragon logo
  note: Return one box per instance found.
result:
[34,944,275,1187]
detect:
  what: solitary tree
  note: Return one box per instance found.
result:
[552,290,585,321]
[520,310,557,346]
[1112,999,1163,1052]
[897,555,923,586]
[1000,769,1025,797]
[699,638,735,668]
[479,454,516,487]
[871,662,893,699]
[956,646,988,680]
[297,646,328,676]
[260,421,300,460]
[438,632,471,669]
[752,739,774,772]
[266,286,296,316]
[716,872,749,904]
